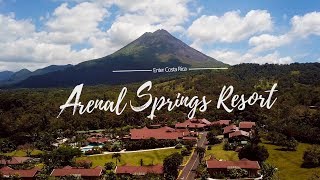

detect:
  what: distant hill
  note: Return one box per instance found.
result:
[6,68,32,84]
[0,71,14,81]
[1,65,73,86]
[11,29,226,88]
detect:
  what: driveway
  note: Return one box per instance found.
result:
[178,132,207,180]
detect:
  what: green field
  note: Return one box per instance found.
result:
[205,143,239,161]
[78,148,190,167]
[263,142,320,180]
[4,149,43,157]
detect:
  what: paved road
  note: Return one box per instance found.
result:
[178,132,207,180]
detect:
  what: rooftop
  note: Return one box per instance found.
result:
[239,122,256,129]
[206,159,260,169]
[0,157,31,165]
[0,166,39,178]
[50,166,103,177]
[115,165,163,175]
[130,126,184,140]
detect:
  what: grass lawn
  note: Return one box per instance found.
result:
[262,142,320,180]
[4,149,43,157]
[205,143,238,161]
[78,148,190,167]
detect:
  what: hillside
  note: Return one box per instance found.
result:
[0,65,73,86]
[10,29,226,88]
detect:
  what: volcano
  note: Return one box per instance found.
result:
[12,29,226,88]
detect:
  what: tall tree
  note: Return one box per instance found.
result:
[112,153,121,166]
[195,147,206,162]
[163,152,183,179]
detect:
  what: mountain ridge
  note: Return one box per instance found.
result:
[7,29,226,88]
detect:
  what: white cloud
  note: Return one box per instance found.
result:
[44,2,108,44]
[107,0,190,46]
[248,34,290,53]
[249,11,320,52]
[187,10,272,46]
[208,50,293,65]
[0,0,194,71]
[291,12,320,37]
[0,13,35,42]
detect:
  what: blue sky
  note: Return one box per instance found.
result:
[0,0,320,71]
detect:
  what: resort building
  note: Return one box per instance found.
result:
[206,158,260,178]
[0,166,39,180]
[115,165,163,176]
[50,166,103,180]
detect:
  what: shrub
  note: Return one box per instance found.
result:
[303,145,320,168]
[223,142,237,151]
[175,143,183,149]
[238,145,269,162]
[105,162,115,170]
[74,159,92,168]
[181,148,191,156]
[227,169,248,179]
[84,147,102,155]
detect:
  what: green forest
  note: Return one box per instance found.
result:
[0,63,319,152]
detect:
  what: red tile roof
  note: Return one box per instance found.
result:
[0,157,31,165]
[87,137,109,144]
[229,130,250,138]
[197,118,212,125]
[223,125,237,134]
[0,166,38,178]
[211,120,231,126]
[50,166,103,177]
[175,119,207,129]
[239,122,256,129]
[115,165,163,175]
[206,159,260,169]
[130,126,184,140]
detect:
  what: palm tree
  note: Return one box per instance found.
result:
[112,153,121,166]
[195,147,206,162]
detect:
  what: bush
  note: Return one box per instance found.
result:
[266,132,299,151]
[84,147,102,155]
[238,145,269,162]
[303,145,320,168]
[105,162,115,170]
[227,169,248,179]
[261,162,278,180]
[207,145,212,150]
[185,145,193,151]
[181,148,191,156]
[124,138,177,151]
[175,143,183,149]
[163,152,183,179]
[223,142,237,151]
[181,139,197,146]
[207,130,222,145]
[74,159,92,168]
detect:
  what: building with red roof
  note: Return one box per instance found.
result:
[206,158,260,178]
[239,122,256,131]
[0,166,39,180]
[211,120,231,127]
[223,124,238,138]
[87,137,109,144]
[130,126,184,140]
[50,166,103,180]
[0,157,32,165]
[228,130,250,142]
[175,118,211,130]
[115,165,163,176]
